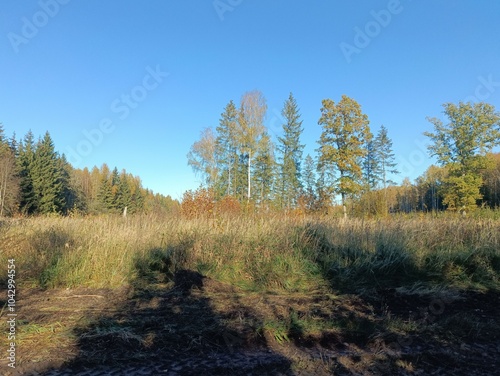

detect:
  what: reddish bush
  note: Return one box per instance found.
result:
[180,188,215,219]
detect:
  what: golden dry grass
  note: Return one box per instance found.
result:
[1,214,499,292]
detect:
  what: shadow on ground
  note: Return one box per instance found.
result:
[4,228,500,376]
[33,264,293,376]
[297,222,500,375]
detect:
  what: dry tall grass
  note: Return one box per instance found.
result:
[1,214,499,293]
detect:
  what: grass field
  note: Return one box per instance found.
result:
[1,214,500,375]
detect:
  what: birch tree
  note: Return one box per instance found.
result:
[0,126,19,216]
[187,127,219,189]
[236,90,267,201]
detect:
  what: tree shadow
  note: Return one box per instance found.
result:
[298,221,500,375]
[34,247,293,375]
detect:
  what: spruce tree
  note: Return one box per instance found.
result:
[96,164,113,212]
[129,175,145,213]
[302,154,317,210]
[253,132,275,205]
[277,93,304,209]
[110,167,121,211]
[362,136,378,190]
[215,100,240,197]
[17,131,37,214]
[31,132,65,214]
[375,125,398,189]
[58,154,77,214]
[117,170,132,211]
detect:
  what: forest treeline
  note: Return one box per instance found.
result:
[186,91,500,216]
[2,93,499,218]
[0,127,178,216]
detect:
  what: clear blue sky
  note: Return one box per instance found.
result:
[2,0,500,200]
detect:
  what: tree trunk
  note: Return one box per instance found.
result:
[247,151,251,201]
[341,192,347,219]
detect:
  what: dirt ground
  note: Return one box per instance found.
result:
[2,271,500,375]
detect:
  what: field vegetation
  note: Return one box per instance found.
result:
[1,212,499,375]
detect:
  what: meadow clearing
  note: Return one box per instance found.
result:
[1,214,499,375]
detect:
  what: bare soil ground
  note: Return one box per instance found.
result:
[2,271,500,375]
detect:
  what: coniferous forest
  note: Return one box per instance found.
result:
[0,126,178,217]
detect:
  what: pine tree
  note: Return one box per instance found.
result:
[318,95,371,215]
[277,93,304,209]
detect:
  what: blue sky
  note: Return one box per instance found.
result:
[1,0,500,200]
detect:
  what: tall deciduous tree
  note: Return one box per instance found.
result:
[187,127,218,189]
[415,164,447,212]
[0,125,19,216]
[482,153,500,208]
[277,93,304,209]
[318,95,371,214]
[236,90,267,201]
[424,102,500,213]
